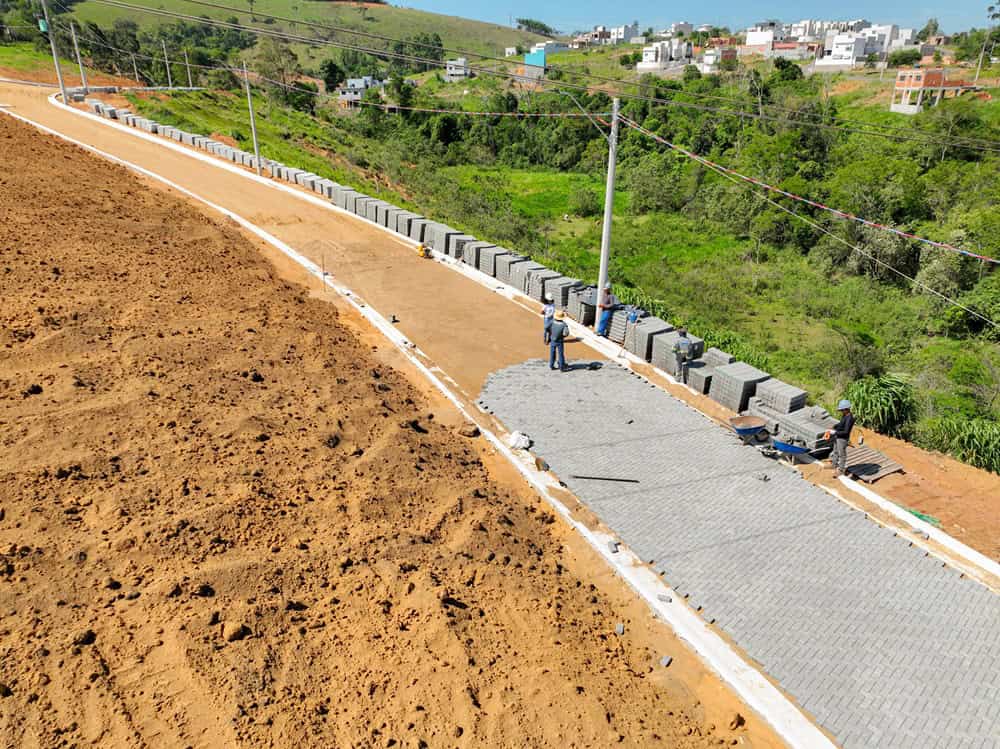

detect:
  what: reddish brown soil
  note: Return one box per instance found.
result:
[0,113,782,746]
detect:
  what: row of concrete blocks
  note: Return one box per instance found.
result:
[88,105,831,432]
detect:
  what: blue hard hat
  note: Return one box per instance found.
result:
[837,399,852,410]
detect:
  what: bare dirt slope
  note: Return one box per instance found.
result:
[0,115,778,747]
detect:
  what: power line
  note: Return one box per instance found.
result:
[619,116,999,329]
[157,0,1000,152]
[619,115,999,265]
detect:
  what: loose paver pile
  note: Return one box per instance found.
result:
[478,360,1000,749]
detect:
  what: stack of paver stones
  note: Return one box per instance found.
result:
[85,101,846,448]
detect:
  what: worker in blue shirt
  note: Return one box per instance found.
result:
[542,293,555,343]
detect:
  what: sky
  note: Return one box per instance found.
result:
[400,0,992,35]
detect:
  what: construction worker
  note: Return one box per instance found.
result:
[596,282,614,337]
[672,328,693,385]
[827,399,855,477]
[542,293,556,344]
[549,310,570,372]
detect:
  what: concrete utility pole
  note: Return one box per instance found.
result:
[183,49,193,87]
[243,61,263,177]
[974,39,987,84]
[69,22,87,94]
[131,54,140,84]
[161,40,172,88]
[595,97,619,329]
[38,0,67,104]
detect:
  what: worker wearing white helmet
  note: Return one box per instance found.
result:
[826,399,855,477]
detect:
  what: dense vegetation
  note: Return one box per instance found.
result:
[4,7,1000,472]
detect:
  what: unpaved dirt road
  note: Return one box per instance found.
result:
[0,108,783,747]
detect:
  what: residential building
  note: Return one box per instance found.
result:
[815,34,866,66]
[608,22,640,45]
[504,46,518,57]
[571,25,610,48]
[888,28,916,50]
[668,21,693,37]
[859,24,898,56]
[337,76,384,104]
[531,40,569,54]
[766,41,816,60]
[444,58,471,81]
[708,36,740,47]
[890,68,976,114]
[698,46,736,73]
[521,48,546,81]
[696,23,714,33]
[637,40,692,72]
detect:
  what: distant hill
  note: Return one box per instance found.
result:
[70,0,546,58]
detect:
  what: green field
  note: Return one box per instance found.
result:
[70,0,545,60]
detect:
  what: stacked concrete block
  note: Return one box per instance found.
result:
[710,362,770,413]
[102,106,118,119]
[393,211,422,237]
[542,276,581,309]
[495,254,529,287]
[364,199,383,223]
[383,206,404,229]
[652,330,706,378]
[477,246,510,277]
[284,167,303,183]
[511,261,546,295]
[336,189,359,211]
[625,316,673,362]
[567,286,597,326]
[747,400,835,449]
[462,241,495,269]
[755,378,808,414]
[685,348,736,395]
[408,218,430,243]
[87,100,103,114]
[353,196,374,217]
[423,223,456,252]
[526,268,561,301]
[609,307,648,345]
[443,234,475,260]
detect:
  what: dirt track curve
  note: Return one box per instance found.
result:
[0,106,782,747]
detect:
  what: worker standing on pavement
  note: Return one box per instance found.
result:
[828,400,855,477]
[549,311,570,372]
[596,282,615,338]
[672,328,693,385]
[542,294,556,344]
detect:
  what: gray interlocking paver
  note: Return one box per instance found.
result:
[479,360,1000,749]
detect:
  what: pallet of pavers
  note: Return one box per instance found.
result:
[423,223,455,251]
[394,211,423,237]
[624,316,673,361]
[651,330,706,377]
[687,347,735,395]
[526,268,561,301]
[477,246,510,278]
[444,234,475,260]
[710,362,770,413]
[609,307,648,344]
[383,205,404,229]
[495,254,529,287]
[543,276,582,309]
[567,286,597,326]
[747,399,836,449]
[336,188,359,211]
[408,218,430,243]
[365,199,385,223]
[463,240,495,269]
[354,197,375,217]
[754,378,808,414]
[511,261,546,295]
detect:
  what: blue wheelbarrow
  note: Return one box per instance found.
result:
[729,415,768,445]
[771,438,812,465]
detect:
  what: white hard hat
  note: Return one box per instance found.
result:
[544,293,554,302]
[837,399,852,410]
[604,282,612,289]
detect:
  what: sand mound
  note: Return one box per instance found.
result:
[0,114,770,747]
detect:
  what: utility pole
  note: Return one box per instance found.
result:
[974,38,987,84]
[595,97,619,330]
[243,61,263,177]
[38,0,67,104]
[183,49,193,87]
[161,40,172,88]
[69,22,87,94]
[131,54,140,84]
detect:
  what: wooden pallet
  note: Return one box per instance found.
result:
[846,445,904,483]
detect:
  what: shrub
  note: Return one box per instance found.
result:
[844,374,918,436]
[916,417,1000,474]
[567,187,602,217]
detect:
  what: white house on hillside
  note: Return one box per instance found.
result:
[815,34,866,66]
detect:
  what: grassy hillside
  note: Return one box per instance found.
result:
[69,0,545,58]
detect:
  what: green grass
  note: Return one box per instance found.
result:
[0,40,111,83]
[70,0,545,60]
